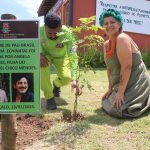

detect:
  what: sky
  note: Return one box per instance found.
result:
[0,0,44,25]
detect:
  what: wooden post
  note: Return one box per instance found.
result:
[1,114,17,150]
[1,13,17,150]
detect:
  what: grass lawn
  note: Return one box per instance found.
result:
[40,69,150,150]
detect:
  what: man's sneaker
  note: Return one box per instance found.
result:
[53,82,61,97]
[46,97,57,110]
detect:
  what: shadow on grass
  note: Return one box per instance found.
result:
[45,120,90,149]
[86,107,150,126]
[79,67,106,71]
[55,97,68,106]
[86,108,127,126]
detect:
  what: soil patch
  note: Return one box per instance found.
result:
[61,112,85,122]
[16,114,53,150]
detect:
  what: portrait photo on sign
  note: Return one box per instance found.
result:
[0,73,10,102]
[11,73,34,102]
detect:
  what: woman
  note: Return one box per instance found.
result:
[0,89,8,102]
[99,9,150,118]
[0,79,8,102]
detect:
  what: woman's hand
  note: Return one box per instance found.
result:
[102,89,112,100]
[113,92,125,108]
[40,53,48,67]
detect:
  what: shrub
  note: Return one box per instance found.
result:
[141,49,150,68]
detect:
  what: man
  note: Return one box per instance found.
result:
[40,13,81,110]
[12,73,34,102]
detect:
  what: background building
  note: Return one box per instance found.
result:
[38,0,150,51]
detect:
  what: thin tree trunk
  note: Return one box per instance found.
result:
[1,114,17,150]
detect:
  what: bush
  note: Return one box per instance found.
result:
[141,49,150,68]
[78,49,105,68]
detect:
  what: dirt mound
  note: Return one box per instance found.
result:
[61,112,85,122]
[16,114,53,150]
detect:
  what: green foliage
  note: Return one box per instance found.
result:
[58,16,105,69]
[71,16,105,119]
[72,15,105,90]
[90,50,106,68]
[79,50,105,68]
[141,49,150,68]
[73,16,105,69]
[58,16,105,120]
[57,28,75,44]
[75,16,103,32]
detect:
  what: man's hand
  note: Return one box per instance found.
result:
[40,53,49,67]
[71,80,82,96]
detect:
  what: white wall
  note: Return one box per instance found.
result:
[96,0,150,35]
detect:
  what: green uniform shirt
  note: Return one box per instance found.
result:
[40,25,78,80]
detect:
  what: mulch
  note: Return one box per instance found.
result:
[16,114,53,150]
